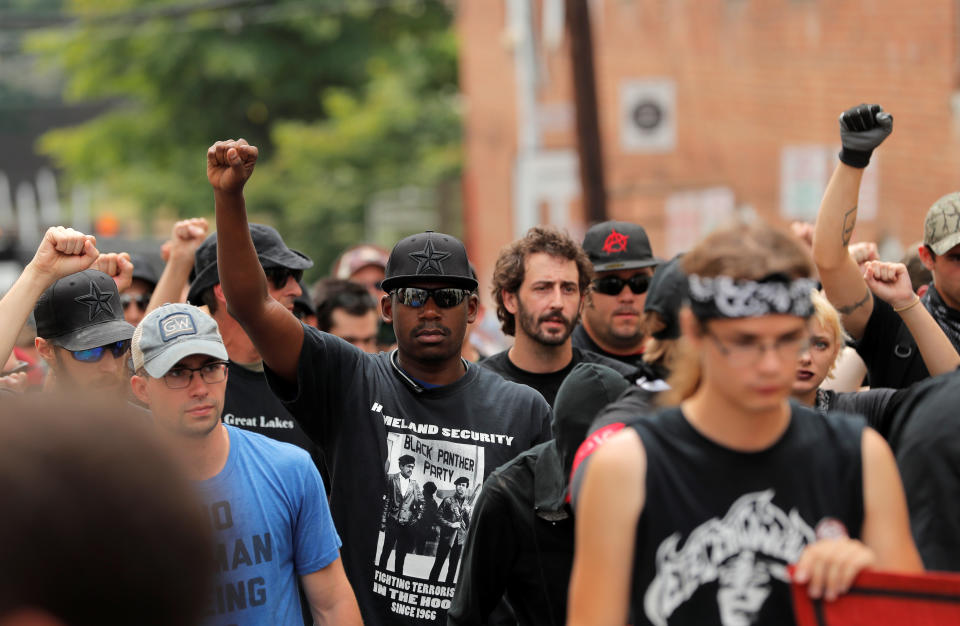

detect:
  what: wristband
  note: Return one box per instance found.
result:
[839,147,872,169]
[893,296,921,313]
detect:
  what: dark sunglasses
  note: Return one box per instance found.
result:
[592,274,651,296]
[393,287,471,308]
[69,340,131,363]
[120,293,152,311]
[264,267,304,289]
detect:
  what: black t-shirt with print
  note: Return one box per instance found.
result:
[631,404,865,625]
[479,347,637,407]
[263,327,552,626]
[222,361,329,490]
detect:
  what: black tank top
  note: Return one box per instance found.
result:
[630,403,865,626]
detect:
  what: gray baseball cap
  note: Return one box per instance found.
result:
[132,303,227,378]
[924,192,960,255]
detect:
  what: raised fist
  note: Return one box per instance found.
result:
[863,260,914,310]
[165,217,209,265]
[838,103,893,168]
[848,241,878,268]
[27,226,99,282]
[92,252,134,292]
[207,139,258,194]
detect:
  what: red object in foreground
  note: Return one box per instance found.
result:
[790,566,960,625]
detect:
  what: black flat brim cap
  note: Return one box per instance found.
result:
[380,231,478,293]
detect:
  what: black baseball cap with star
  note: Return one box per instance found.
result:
[380,231,477,293]
[34,269,135,350]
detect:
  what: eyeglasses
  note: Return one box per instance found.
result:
[592,274,651,296]
[161,361,229,389]
[706,331,809,367]
[264,267,304,289]
[121,293,152,311]
[69,340,131,363]
[392,287,471,308]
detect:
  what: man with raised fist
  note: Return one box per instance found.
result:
[0,227,135,396]
[206,138,550,626]
[813,103,960,389]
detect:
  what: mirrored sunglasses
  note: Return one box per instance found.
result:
[69,340,131,363]
[393,287,470,308]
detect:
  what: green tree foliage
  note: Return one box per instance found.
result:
[26,0,461,272]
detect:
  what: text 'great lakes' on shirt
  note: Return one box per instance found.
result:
[264,327,552,626]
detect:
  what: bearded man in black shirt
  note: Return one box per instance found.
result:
[207,138,551,626]
[481,226,637,406]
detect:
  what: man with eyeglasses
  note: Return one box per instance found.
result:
[186,224,329,496]
[482,226,637,406]
[206,138,550,626]
[129,302,362,625]
[572,221,660,370]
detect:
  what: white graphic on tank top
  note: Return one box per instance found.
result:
[644,489,816,626]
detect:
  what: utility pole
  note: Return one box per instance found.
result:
[565,0,607,224]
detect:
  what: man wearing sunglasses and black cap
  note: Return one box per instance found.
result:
[34,266,135,395]
[572,220,660,369]
[185,224,330,493]
[206,138,550,626]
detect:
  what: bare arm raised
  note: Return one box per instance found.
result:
[147,217,209,313]
[812,104,893,340]
[0,227,99,366]
[208,139,304,381]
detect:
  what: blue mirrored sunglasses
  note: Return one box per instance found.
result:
[69,340,131,363]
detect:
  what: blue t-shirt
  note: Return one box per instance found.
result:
[197,425,342,626]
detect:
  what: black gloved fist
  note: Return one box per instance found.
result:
[838,103,893,168]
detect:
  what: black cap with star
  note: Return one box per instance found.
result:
[380,231,477,293]
[34,269,135,351]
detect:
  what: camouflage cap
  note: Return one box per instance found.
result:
[924,192,960,256]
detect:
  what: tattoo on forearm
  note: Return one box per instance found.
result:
[841,205,857,246]
[835,288,871,315]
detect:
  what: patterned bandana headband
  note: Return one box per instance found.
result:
[687,274,818,320]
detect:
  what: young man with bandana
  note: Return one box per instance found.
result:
[206,138,551,626]
[814,102,960,389]
[567,222,922,626]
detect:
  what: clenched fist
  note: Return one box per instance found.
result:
[838,103,893,168]
[207,139,258,194]
[27,226,99,282]
[164,217,209,265]
[92,252,134,292]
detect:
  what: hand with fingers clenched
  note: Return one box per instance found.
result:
[838,103,893,168]
[207,138,258,194]
[27,226,100,283]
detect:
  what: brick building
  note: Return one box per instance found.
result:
[458,0,960,298]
